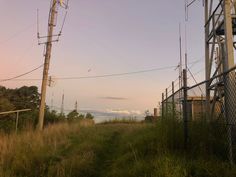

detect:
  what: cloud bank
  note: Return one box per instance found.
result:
[99,97,128,100]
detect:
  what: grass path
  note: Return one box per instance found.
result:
[0,122,235,177]
[94,130,121,177]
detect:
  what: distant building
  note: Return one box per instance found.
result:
[145,108,159,122]
[186,96,222,120]
[186,96,206,121]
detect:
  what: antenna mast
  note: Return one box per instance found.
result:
[179,24,183,89]
[75,101,78,112]
[60,92,65,115]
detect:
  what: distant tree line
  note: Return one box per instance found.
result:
[0,85,94,133]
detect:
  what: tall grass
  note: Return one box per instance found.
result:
[159,116,229,160]
[0,119,235,177]
[100,117,139,124]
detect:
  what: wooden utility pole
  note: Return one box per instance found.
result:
[38,0,58,130]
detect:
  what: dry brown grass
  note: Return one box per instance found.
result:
[0,120,96,177]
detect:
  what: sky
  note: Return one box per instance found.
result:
[0,0,205,120]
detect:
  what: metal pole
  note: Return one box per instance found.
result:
[223,0,235,165]
[16,112,19,133]
[172,81,175,118]
[205,0,211,120]
[166,88,168,117]
[201,94,204,119]
[162,93,164,118]
[183,69,188,150]
[38,0,58,130]
[179,24,183,89]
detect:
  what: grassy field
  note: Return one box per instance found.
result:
[0,119,235,177]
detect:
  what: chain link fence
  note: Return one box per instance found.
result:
[161,67,236,163]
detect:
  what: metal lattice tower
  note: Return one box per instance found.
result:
[205,0,236,163]
[205,0,236,118]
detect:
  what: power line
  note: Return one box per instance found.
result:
[0,64,44,82]
[2,65,179,82]
[57,65,180,80]
[0,59,204,82]
[187,67,204,94]
[187,0,199,8]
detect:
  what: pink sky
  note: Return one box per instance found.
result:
[0,0,205,117]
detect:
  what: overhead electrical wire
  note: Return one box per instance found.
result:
[1,65,179,82]
[187,67,204,94]
[0,64,44,82]
[0,59,204,82]
[187,0,199,8]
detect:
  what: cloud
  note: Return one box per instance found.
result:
[79,109,142,116]
[106,109,142,115]
[78,109,144,123]
[99,97,128,100]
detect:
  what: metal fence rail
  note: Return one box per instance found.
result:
[0,109,31,133]
[161,67,236,163]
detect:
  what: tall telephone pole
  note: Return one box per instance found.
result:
[38,0,68,130]
[38,0,58,130]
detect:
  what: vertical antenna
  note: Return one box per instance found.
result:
[179,23,183,89]
[185,23,188,70]
[50,92,54,111]
[185,0,189,21]
[37,9,40,40]
[61,91,64,115]
[179,23,183,119]
[75,101,78,112]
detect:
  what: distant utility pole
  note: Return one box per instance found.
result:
[38,0,69,130]
[60,92,65,115]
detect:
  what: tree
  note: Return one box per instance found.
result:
[0,85,40,132]
[78,114,85,119]
[0,86,40,110]
[0,98,15,112]
[45,109,61,125]
[85,113,94,119]
[67,110,79,119]
[11,86,40,110]
[145,110,150,117]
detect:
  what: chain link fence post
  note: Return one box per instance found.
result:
[162,93,164,118]
[183,69,188,150]
[224,71,235,165]
[165,88,168,117]
[172,82,175,118]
